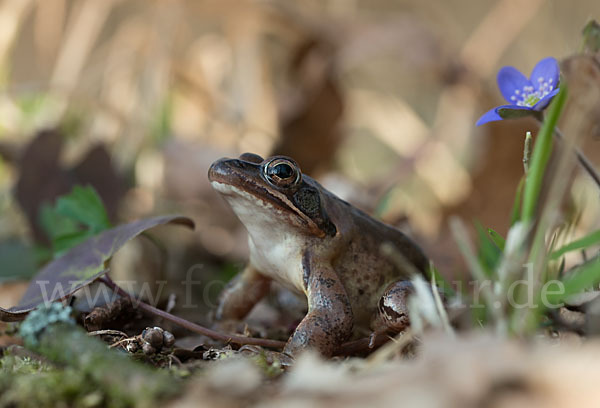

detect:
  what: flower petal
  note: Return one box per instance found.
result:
[532,88,559,110]
[529,57,560,87]
[497,66,531,103]
[476,107,504,126]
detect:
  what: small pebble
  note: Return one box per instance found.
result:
[162,331,175,348]
[142,342,157,355]
[142,327,165,349]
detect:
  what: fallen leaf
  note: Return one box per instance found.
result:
[0,215,194,322]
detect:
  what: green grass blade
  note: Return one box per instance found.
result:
[509,177,525,226]
[487,228,506,251]
[426,263,456,297]
[474,221,501,275]
[545,257,600,305]
[550,229,600,260]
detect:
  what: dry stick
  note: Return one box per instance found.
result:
[558,132,600,188]
[337,333,391,356]
[99,275,286,350]
[99,275,385,356]
[538,121,600,189]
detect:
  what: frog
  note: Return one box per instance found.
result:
[208,153,428,357]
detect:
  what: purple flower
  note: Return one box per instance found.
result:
[476,57,560,126]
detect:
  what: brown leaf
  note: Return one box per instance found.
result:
[0,215,194,322]
[15,129,124,243]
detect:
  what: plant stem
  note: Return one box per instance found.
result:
[523,131,532,174]
[522,86,568,223]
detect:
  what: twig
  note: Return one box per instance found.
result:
[336,333,390,356]
[87,329,128,338]
[430,269,454,336]
[99,275,286,350]
[109,336,138,350]
[553,127,600,188]
[99,275,392,356]
[535,119,600,189]
[366,329,414,366]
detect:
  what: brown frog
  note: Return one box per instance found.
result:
[208,153,428,357]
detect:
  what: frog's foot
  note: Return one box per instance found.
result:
[216,265,271,320]
[375,280,413,334]
[283,310,353,357]
[283,255,353,357]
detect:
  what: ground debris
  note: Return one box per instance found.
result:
[170,333,600,408]
[84,296,135,332]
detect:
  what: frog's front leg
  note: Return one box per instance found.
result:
[284,252,353,357]
[216,265,271,320]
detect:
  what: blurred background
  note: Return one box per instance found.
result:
[0,0,599,320]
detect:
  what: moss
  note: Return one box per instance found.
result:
[2,304,182,407]
[0,354,97,408]
[251,353,284,378]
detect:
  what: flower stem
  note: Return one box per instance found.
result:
[522,86,568,223]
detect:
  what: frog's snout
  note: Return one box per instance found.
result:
[208,158,229,183]
[208,157,263,186]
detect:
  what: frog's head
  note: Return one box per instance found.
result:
[208,153,337,238]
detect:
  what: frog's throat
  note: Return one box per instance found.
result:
[211,181,327,238]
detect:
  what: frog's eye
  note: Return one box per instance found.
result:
[264,158,300,187]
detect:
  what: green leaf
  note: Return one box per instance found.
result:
[475,221,501,275]
[39,185,112,257]
[521,85,568,223]
[52,232,97,256]
[582,19,600,52]
[426,263,455,297]
[39,203,80,243]
[509,177,525,226]
[55,185,111,233]
[545,257,600,305]
[550,229,600,260]
[487,228,506,251]
[0,215,194,322]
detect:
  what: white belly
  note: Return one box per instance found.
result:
[211,181,309,294]
[248,235,306,295]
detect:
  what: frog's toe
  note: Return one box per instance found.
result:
[378,281,413,333]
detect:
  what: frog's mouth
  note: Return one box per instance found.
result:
[208,158,327,237]
[208,158,293,210]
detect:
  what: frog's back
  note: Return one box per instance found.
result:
[332,205,428,329]
[355,210,429,274]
